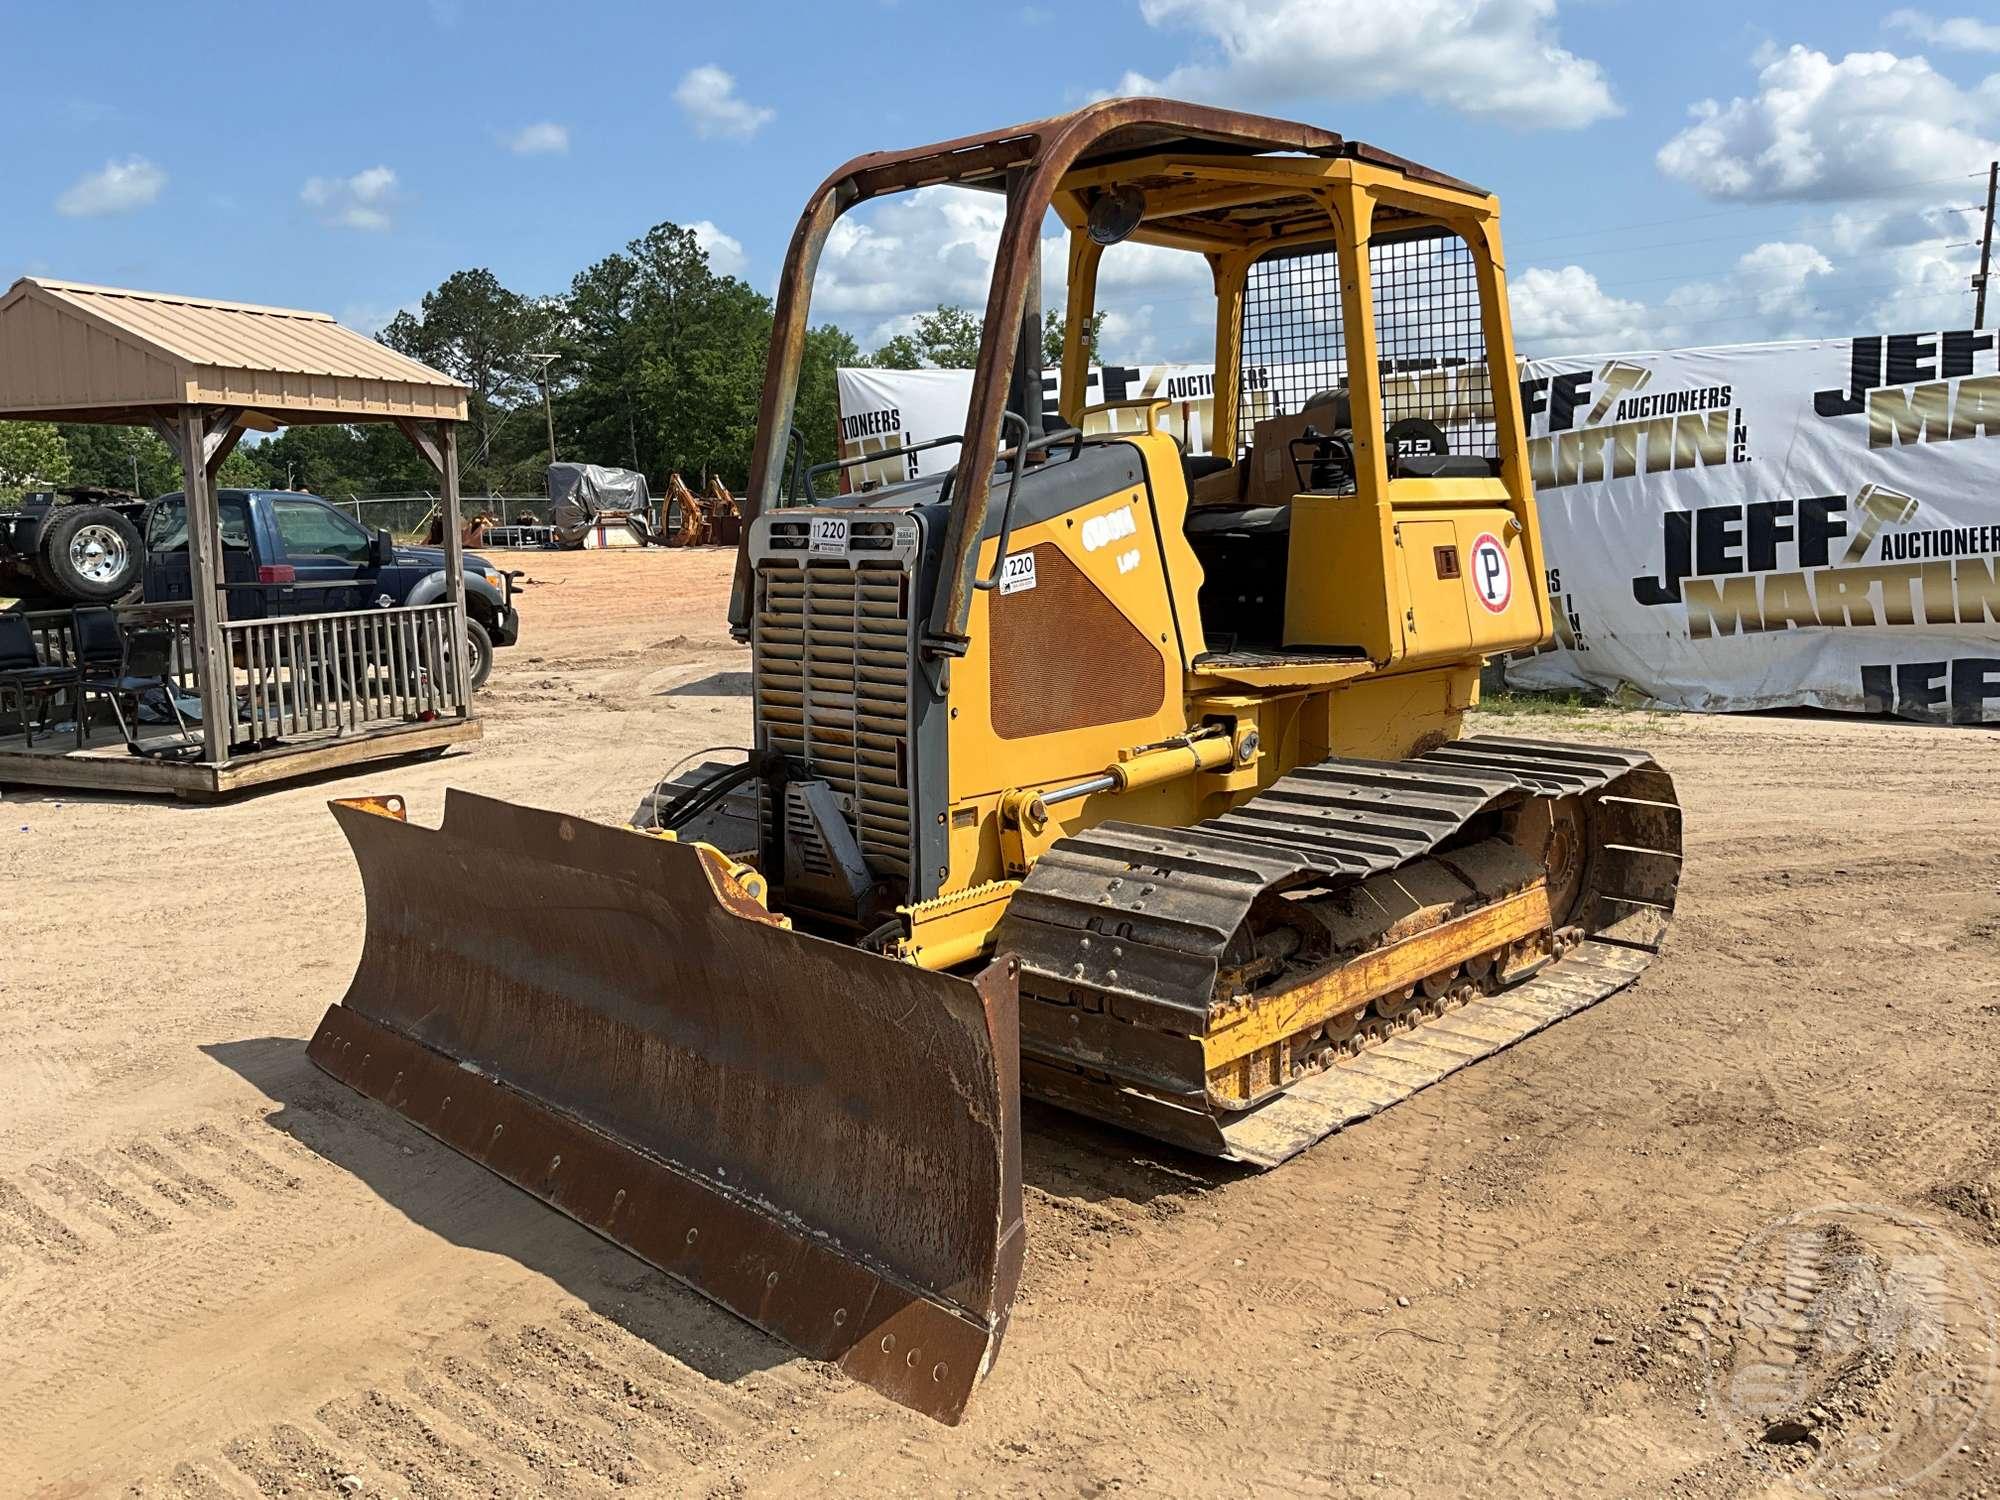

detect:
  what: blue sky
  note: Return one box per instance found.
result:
[4,1,1996,363]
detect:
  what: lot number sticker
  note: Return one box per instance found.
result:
[998,551,1038,595]
[810,516,849,555]
[1468,532,1512,613]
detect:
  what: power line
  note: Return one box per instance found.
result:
[1509,172,1991,251]
[1077,204,1987,318]
[1518,278,1975,343]
[1516,209,1983,265]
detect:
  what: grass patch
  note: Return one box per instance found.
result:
[1473,687,1612,719]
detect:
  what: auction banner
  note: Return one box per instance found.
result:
[1512,332,2000,724]
[836,358,1492,487]
[835,363,1242,491]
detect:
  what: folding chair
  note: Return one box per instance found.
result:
[69,606,129,749]
[74,620,198,759]
[0,613,73,748]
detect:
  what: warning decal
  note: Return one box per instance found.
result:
[1469,532,1512,613]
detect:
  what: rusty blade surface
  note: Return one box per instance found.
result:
[307,789,1024,1423]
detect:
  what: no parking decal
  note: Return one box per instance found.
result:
[1469,532,1511,613]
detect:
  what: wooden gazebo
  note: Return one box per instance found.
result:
[0,277,480,797]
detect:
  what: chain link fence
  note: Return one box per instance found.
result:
[329,495,551,540]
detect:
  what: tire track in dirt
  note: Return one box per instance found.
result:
[224,1423,358,1498]
[317,1390,511,1499]
[27,1154,172,1238]
[157,1460,244,1498]
[0,1177,85,1262]
[416,1358,636,1492]
[130,1293,809,1498]
[0,1121,301,1267]
[0,1118,321,1455]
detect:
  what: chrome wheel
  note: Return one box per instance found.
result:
[69,523,130,585]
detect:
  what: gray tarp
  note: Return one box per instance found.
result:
[546,463,652,547]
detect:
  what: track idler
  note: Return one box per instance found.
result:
[307,790,1023,1423]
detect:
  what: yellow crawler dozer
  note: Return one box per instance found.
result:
[308,100,1682,1423]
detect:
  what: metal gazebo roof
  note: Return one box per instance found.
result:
[0,277,468,426]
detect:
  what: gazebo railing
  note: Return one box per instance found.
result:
[223,603,464,749]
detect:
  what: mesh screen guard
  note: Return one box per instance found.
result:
[1237,230,1498,461]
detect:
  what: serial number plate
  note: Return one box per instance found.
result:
[810,517,849,555]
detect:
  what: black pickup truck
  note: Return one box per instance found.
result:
[142,489,520,688]
[0,487,148,602]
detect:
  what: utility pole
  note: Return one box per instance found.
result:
[528,352,560,464]
[1977,160,1998,328]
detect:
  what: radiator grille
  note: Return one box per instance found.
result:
[754,552,913,879]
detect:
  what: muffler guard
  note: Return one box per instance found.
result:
[307,790,1023,1424]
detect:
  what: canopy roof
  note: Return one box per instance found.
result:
[813,99,1490,257]
[0,277,467,426]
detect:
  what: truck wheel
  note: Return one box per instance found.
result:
[465,617,494,691]
[39,506,143,602]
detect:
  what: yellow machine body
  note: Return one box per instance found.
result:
[811,154,1557,964]
[309,103,1682,1426]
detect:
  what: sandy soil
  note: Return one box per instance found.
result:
[3,547,1997,1499]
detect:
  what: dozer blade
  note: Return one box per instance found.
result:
[306,789,1023,1424]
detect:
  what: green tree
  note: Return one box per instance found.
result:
[0,421,71,503]
[558,221,793,486]
[561,249,649,471]
[911,304,983,367]
[861,332,924,370]
[249,424,431,498]
[860,304,1104,370]
[215,449,266,489]
[381,269,555,488]
[794,322,863,492]
[1044,307,1106,365]
[60,425,186,497]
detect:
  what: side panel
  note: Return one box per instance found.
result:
[952,482,1185,807]
[1283,497,1547,669]
[1282,495,1398,659]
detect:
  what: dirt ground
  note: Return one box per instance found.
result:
[4,548,1997,1499]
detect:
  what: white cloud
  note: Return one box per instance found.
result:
[1657,44,2000,202]
[55,156,165,217]
[1111,0,1617,130]
[815,187,1009,328]
[809,186,1215,361]
[338,299,420,338]
[1654,241,1835,344]
[688,220,747,277]
[501,121,569,155]
[674,66,774,141]
[1886,10,2000,53]
[1510,239,1858,355]
[1860,237,1982,327]
[1510,265,1652,355]
[301,166,398,231]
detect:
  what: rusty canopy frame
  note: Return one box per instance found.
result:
[731,97,1509,662]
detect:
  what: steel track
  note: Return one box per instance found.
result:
[994,736,1683,1165]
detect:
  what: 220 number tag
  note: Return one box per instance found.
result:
[810,517,849,555]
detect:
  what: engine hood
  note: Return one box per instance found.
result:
[394,544,500,576]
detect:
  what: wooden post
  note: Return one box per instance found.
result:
[438,423,471,710]
[177,406,231,763]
